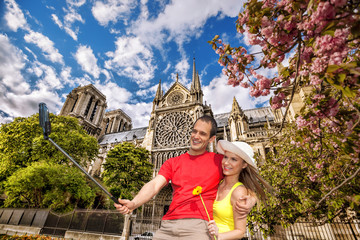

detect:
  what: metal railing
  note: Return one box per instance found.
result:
[129,217,360,240]
[0,208,124,238]
[1,208,359,239]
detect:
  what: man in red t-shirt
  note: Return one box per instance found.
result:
[115,115,256,239]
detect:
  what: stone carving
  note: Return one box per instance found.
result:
[155,112,193,147]
[167,91,184,105]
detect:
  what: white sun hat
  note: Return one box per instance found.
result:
[216,140,257,169]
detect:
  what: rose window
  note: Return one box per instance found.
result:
[155,112,193,147]
[167,91,184,105]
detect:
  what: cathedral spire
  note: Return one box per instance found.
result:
[190,58,203,105]
[192,57,196,85]
[194,71,201,91]
[154,79,162,102]
[231,96,244,116]
[190,58,201,92]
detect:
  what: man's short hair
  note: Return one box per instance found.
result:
[194,115,218,138]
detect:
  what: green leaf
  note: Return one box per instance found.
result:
[323,29,335,36]
[338,73,346,83]
[343,86,357,98]
[340,62,357,69]
[349,68,360,75]
[327,65,340,73]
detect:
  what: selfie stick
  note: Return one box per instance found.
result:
[38,103,120,204]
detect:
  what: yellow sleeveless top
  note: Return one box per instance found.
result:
[213,182,243,233]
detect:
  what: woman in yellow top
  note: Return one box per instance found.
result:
[208,140,272,240]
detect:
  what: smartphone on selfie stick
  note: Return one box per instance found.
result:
[38,103,120,204]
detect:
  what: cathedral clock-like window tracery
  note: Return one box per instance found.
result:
[155,112,193,147]
[167,91,184,105]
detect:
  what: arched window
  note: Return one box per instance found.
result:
[118,119,123,132]
[84,96,94,117]
[90,100,98,122]
[108,118,114,133]
[70,95,78,112]
[104,118,109,133]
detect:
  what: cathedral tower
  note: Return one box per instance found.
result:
[60,84,107,139]
[228,97,248,141]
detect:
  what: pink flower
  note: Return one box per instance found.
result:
[311,57,328,73]
[331,0,347,7]
[316,163,323,169]
[296,116,308,128]
[309,174,317,182]
[261,26,274,38]
[240,82,249,88]
[310,75,322,85]
[261,16,271,27]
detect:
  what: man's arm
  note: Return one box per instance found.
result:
[234,193,257,218]
[114,175,168,214]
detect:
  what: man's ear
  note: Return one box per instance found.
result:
[209,135,216,143]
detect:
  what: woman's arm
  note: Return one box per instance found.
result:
[217,186,248,240]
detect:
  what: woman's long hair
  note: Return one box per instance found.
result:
[238,164,272,203]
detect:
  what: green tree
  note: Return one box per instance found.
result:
[0,113,99,190]
[248,123,360,235]
[209,0,359,235]
[102,142,153,200]
[4,161,95,212]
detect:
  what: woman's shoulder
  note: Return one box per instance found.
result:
[230,183,248,202]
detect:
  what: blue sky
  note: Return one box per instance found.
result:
[0,0,271,128]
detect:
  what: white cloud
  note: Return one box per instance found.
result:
[132,0,245,48]
[119,102,152,128]
[0,34,28,94]
[203,74,270,114]
[136,82,159,98]
[64,8,84,24]
[31,61,63,90]
[75,45,101,78]
[0,34,63,123]
[50,1,85,41]
[3,89,62,118]
[51,14,63,28]
[163,63,171,74]
[64,26,79,41]
[109,28,121,34]
[104,36,155,87]
[101,69,112,81]
[66,0,86,8]
[93,81,152,127]
[60,66,73,85]
[0,112,14,124]
[3,0,28,32]
[173,58,191,85]
[94,81,132,108]
[24,31,64,64]
[92,0,137,26]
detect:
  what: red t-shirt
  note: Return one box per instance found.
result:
[159,151,223,221]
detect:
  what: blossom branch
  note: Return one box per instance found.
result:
[316,166,360,208]
[269,36,302,139]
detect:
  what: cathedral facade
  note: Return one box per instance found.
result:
[60,59,289,234]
